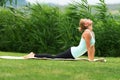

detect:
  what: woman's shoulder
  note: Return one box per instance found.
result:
[82,29,91,38]
[83,29,91,35]
[83,29,95,38]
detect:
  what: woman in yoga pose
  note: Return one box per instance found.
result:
[24,18,96,61]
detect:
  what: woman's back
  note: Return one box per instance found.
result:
[71,29,95,58]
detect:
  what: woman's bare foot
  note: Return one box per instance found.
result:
[23,52,35,59]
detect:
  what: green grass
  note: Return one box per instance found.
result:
[0,51,120,80]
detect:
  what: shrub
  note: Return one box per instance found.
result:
[0,7,30,52]
[0,0,120,57]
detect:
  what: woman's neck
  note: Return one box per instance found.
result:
[87,26,92,31]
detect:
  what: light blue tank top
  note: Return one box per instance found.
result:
[71,30,95,59]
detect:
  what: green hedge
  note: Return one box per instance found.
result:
[0,0,120,56]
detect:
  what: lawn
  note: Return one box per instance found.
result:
[0,51,120,80]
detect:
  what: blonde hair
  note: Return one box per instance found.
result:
[79,19,88,31]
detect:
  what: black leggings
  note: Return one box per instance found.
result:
[34,48,74,59]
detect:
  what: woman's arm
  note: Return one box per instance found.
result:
[83,30,95,61]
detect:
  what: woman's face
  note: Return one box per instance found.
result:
[78,19,93,32]
[84,19,93,27]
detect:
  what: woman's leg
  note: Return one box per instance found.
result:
[24,52,54,59]
[24,48,74,59]
[54,48,74,59]
[33,48,74,59]
[34,54,54,58]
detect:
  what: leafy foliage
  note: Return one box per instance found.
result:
[0,0,120,56]
[0,0,17,7]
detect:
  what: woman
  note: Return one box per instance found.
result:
[24,19,95,61]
